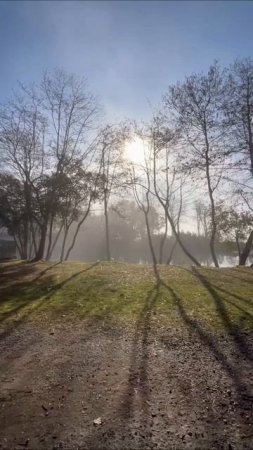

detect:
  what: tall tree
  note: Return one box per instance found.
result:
[131,152,161,281]
[0,92,46,259]
[146,117,201,266]
[0,69,101,261]
[224,58,253,174]
[131,119,201,268]
[163,63,227,267]
[97,123,129,261]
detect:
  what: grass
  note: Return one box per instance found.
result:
[0,260,253,332]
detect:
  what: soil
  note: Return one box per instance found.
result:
[0,320,253,450]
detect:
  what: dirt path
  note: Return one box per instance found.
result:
[0,321,253,450]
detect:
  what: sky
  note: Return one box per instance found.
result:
[0,1,253,122]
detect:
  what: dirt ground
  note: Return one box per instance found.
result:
[0,319,253,450]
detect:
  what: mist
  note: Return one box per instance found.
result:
[1,3,253,450]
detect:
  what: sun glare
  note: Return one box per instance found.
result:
[124,137,146,165]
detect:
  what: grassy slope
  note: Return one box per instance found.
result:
[0,260,253,332]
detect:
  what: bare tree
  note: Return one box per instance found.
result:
[147,117,201,266]
[224,58,253,174]
[0,70,101,261]
[131,118,201,269]
[0,91,46,259]
[163,63,227,267]
[33,69,101,261]
[97,123,130,261]
[131,155,161,282]
[63,169,104,261]
[158,172,184,265]
[166,180,183,265]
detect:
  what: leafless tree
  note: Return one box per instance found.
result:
[148,117,201,266]
[0,69,101,261]
[224,58,253,174]
[0,90,46,259]
[163,63,227,267]
[165,180,184,265]
[131,119,201,268]
[131,152,161,282]
[158,172,184,265]
[36,69,101,261]
[97,123,130,261]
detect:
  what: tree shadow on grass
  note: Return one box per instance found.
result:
[42,261,99,300]
[0,292,50,342]
[159,278,253,447]
[82,282,161,450]
[32,261,62,282]
[203,266,253,286]
[188,267,253,362]
[172,265,253,308]
[0,260,28,272]
[212,285,253,308]
[0,261,62,298]
[161,280,250,393]
[0,261,99,341]
[84,271,253,448]
[234,267,253,275]
[119,284,160,421]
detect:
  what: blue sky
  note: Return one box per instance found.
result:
[0,1,253,121]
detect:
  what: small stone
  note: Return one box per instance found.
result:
[93,417,102,426]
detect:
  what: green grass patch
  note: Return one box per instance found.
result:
[0,261,253,332]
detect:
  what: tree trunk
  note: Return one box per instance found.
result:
[144,211,160,282]
[239,230,253,266]
[152,143,201,267]
[23,178,33,260]
[45,214,55,260]
[159,214,168,264]
[12,232,22,259]
[104,195,111,261]
[22,227,28,259]
[210,226,219,268]
[60,225,69,262]
[167,238,177,265]
[33,221,48,261]
[204,129,219,268]
[165,209,201,266]
[48,222,64,260]
[64,201,92,261]
[246,84,253,174]
[235,233,241,261]
[30,222,38,257]
[155,198,201,267]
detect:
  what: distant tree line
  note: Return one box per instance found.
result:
[0,59,252,266]
[48,199,241,267]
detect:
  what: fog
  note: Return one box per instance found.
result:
[46,200,253,267]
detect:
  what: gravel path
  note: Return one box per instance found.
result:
[0,321,253,450]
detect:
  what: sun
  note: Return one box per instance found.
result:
[124,137,146,166]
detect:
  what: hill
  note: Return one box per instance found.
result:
[0,260,253,330]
